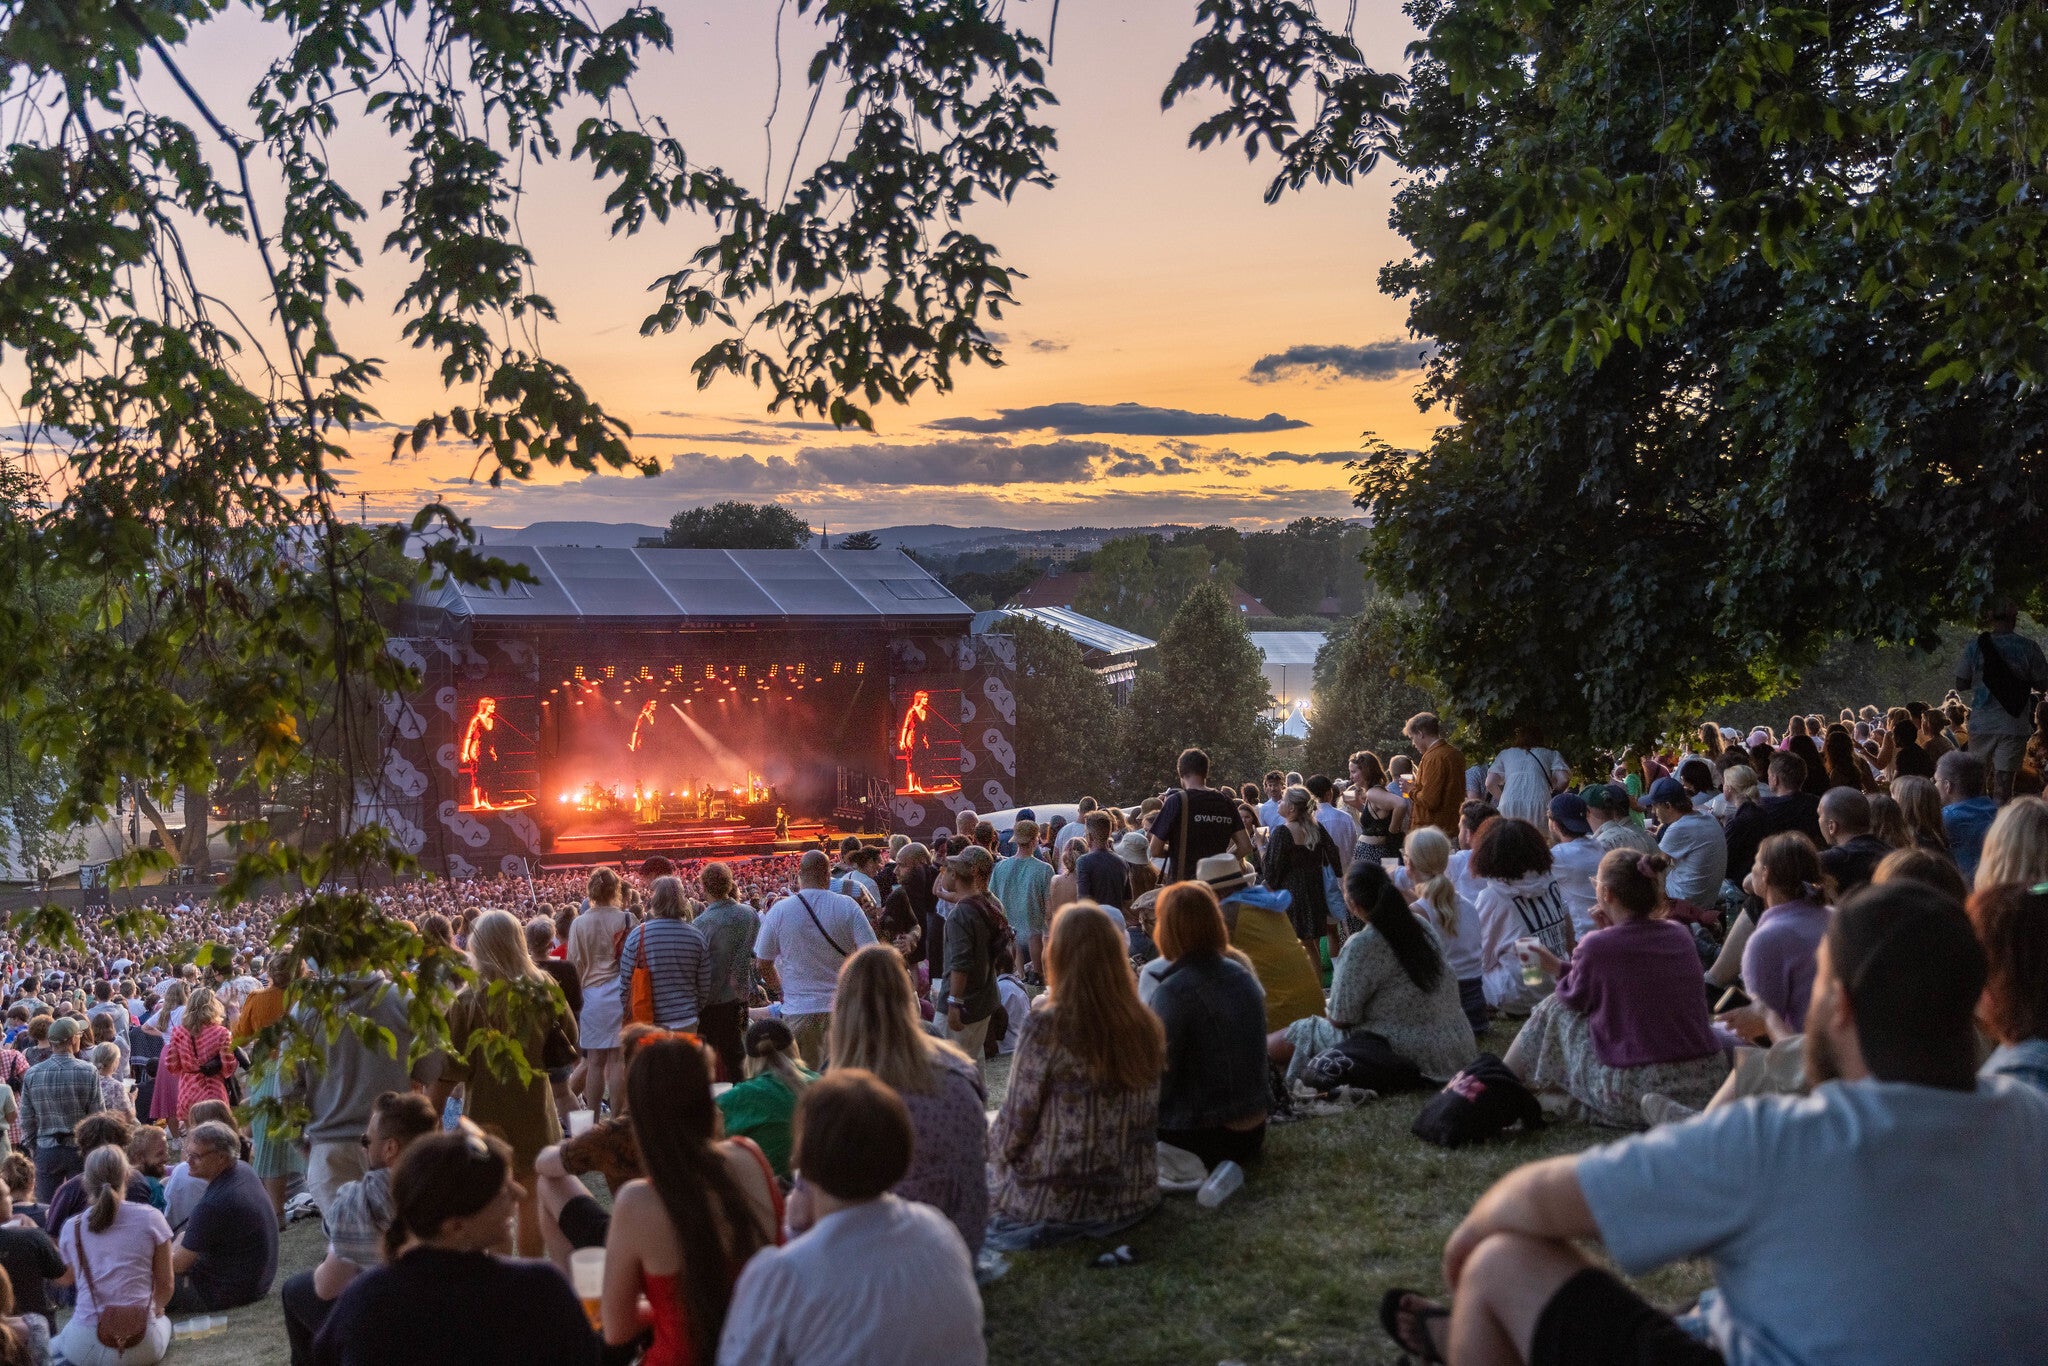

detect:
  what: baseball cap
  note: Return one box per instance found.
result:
[1016,808,1035,821]
[46,1018,79,1045]
[1547,792,1591,836]
[1645,776,1689,809]
[1580,783,1630,815]
[943,845,994,881]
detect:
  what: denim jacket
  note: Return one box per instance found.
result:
[1148,951,1270,1131]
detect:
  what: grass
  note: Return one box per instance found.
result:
[187,1025,1711,1365]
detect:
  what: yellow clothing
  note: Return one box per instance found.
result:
[1228,904,1324,1032]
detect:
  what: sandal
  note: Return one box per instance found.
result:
[1378,1287,1450,1364]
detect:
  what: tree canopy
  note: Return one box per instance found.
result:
[836,530,882,551]
[1304,609,1435,777]
[1121,582,1275,791]
[662,501,815,551]
[1008,617,1121,806]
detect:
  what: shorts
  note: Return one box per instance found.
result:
[558,1193,610,1250]
[1532,1268,1725,1366]
[1970,731,2026,775]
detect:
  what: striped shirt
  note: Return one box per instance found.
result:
[617,918,714,1029]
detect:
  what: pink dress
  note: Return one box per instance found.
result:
[161,1022,234,1120]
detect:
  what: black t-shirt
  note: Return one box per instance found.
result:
[312,1245,599,1366]
[1148,787,1241,881]
[1821,834,1892,897]
[0,1223,63,1325]
[536,959,582,1018]
[1074,849,1131,909]
[181,1161,277,1309]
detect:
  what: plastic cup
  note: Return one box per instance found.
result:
[566,1108,595,1137]
[571,1247,605,1330]
[1517,938,1547,988]
[1381,857,1399,874]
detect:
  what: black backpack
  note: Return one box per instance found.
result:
[1411,1053,1545,1148]
[1303,1030,1428,1095]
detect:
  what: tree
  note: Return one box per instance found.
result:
[1121,582,1275,791]
[1073,535,1157,634]
[662,502,814,550]
[1008,619,1121,805]
[1304,611,1435,777]
[837,530,882,551]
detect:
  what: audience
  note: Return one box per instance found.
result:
[1505,850,1729,1127]
[1272,861,1477,1092]
[828,944,988,1256]
[1816,788,1890,895]
[1147,883,1271,1170]
[311,1125,597,1366]
[0,1174,61,1336]
[1937,749,1999,880]
[1263,785,1343,956]
[1976,794,2048,889]
[1404,826,1487,1031]
[1181,855,1316,1031]
[1969,884,2048,1094]
[1470,817,1573,1012]
[1545,795,1605,938]
[714,1019,816,1179]
[1383,880,2048,1366]
[616,876,714,1033]
[601,1038,779,1366]
[1890,773,1950,852]
[168,1119,278,1313]
[0,1267,45,1366]
[51,1145,173,1365]
[988,904,1164,1251]
[717,1070,985,1365]
[1647,777,1727,909]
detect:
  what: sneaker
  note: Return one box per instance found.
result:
[1640,1092,1697,1127]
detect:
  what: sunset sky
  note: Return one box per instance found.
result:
[83,1,1440,532]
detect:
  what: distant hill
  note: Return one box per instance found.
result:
[473,520,1193,553]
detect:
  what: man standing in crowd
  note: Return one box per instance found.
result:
[1936,750,2000,882]
[1818,788,1891,896]
[19,1018,95,1201]
[1405,712,1466,838]
[939,846,1006,1062]
[293,957,425,1213]
[1149,747,1258,882]
[1257,770,1286,829]
[1074,811,1130,912]
[1647,776,1727,908]
[280,1092,438,1366]
[170,1120,279,1313]
[990,818,1052,981]
[1306,775,1360,874]
[693,862,761,1082]
[756,849,877,1067]
[1953,600,2048,802]
[1382,881,2048,1366]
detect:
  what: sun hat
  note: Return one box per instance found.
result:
[1113,832,1152,867]
[1195,853,1254,898]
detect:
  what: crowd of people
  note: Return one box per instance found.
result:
[0,611,2040,1364]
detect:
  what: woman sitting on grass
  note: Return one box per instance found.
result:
[1147,882,1270,1170]
[1506,850,1729,1127]
[714,1019,816,1179]
[1269,861,1478,1093]
[830,943,988,1256]
[1470,817,1574,1014]
[1404,826,1487,1032]
[987,903,1164,1251]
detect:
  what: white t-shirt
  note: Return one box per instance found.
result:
[1412,895,1484,980]
[994,975,1029,1055]
[1314,805,1361,873]
[754,889,878,1016]
[1474,872,1572,1008]
[1549,835,1606,939]
[1255,798,1283,831]
[1577,1077,2048,1366]
[718,1195,984,1366]
[1659,810,1729,906]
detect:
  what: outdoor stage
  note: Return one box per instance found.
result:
[374,547,1022,878]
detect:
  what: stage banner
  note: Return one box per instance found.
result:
[885,631,1019,836]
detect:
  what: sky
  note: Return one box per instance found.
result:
[30,0,1440,533]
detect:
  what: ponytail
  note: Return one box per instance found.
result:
[88,1185,118,1235]
[80,1145,129,1234]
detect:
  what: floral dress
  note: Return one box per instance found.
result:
[161,1021,235,1121]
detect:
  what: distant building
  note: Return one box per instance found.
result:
[1009,571,1274,618]
[974,607,1154,704]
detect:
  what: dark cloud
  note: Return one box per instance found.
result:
[1263,449,1360,465]
[796,438,1111,486]
[926,402,1310,436]
[1027,338,1070,353]
[1245,340,1435,384]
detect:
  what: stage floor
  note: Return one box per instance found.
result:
[535,817,864,868]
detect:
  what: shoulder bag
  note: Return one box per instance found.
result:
[624,923,657,1027]
[74,1221,151,1351]
[795,892,851,959]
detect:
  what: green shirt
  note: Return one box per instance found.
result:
[989,852,1053,936]
[716,1068,814,1176]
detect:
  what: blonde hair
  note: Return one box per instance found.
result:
[587,866,622,907]
[1979,796,2048,889]
[829,944,970,1094]
[1720,764,1759,805]
[183,986,222,1030]
[1042,904,1163,1093]
[1404,826,1460,936]
[469,909,546,985]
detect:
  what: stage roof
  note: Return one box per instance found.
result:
[424,547,974,628]
[974,606,1156,661]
